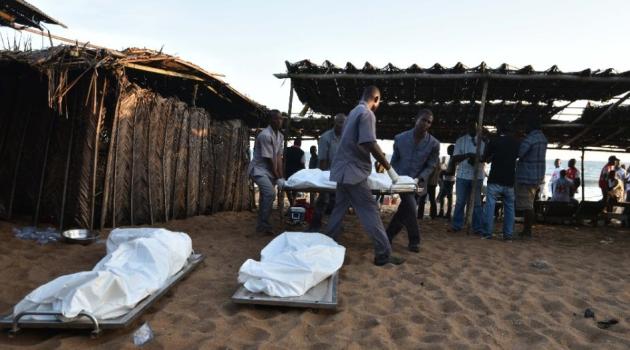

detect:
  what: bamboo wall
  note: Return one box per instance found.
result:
[0,64,251,229]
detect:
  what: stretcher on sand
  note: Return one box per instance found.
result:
[232,271,338,310]
[0,253,204,338]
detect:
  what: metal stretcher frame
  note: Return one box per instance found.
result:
[278,185,423,224]
[232,271,339,309]
[0,253,204,338]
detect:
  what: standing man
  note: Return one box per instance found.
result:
[387,109,440,252]
[326,86,404,266]
[481,120,520,240]
[598,156,618,202]
[565,158,581,199]
[449,120,486,234]
[284,138,305,206]
[308,145,318,169]
[308,113,346,231]
[515,118,548,239]
[248,110,284,235]
[437,145,456,219]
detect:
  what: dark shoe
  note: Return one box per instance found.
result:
[516,231,532,240]
[481,235,492,240]
[374,254,406,266]
[408,245,420,253]
[447,227,460,233]
[503,237,513,242]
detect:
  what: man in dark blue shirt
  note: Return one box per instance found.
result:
[386,109,440,252]
[327,86,404,266]
[481,119,520,240]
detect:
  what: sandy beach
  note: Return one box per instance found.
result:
[0,208,629,349]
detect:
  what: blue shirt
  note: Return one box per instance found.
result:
[318,128,341,165]
[390,129,440,182]
[516,130,548,185]
[330,102,377,184]
[248,126,284,179]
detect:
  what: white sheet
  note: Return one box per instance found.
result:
[238,232,345,297]
[14,228,192,320]
[285,169,417,192]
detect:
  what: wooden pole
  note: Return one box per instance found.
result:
[100,80,122,230]
[59,107,76,231]
[581,148,586,202]
[274,72,630,84]
[130,101,138,226]
[147,105,154,225]
[7,103,33,219]
[90,78,107,230]
[279,81,294,223]
[465,79,489,234]
[33,110,56,226]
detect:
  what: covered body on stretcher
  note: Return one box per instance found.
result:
[282,169,421,194]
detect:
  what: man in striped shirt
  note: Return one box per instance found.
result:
[515,118,548,239]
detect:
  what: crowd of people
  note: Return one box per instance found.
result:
[248,86,629,266]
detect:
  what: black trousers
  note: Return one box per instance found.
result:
[418,185,437,219]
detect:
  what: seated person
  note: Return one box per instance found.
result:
[551,170,573,203]
[606,170,624,212]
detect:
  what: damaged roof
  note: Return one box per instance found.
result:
[0,45,267,124]
[0,0,66,29]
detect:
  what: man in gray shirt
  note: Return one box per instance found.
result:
[308,113,346,231]
[326,86,404,266]
[387,109,440,252]
[248,110,284,234]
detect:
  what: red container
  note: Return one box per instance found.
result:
[305,207,314,223]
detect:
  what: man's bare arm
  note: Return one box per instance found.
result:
[362,142,390,169]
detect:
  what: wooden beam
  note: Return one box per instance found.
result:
[274,72,630,83]
[123,63,206,82]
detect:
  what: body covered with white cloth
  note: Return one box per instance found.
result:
[238,232,345,297]
[285,169,417,192]
[14,228,192,320]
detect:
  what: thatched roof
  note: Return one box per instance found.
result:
[564,104,630,149]
[0,46,267,124]
[276,60,630,150]
[0,0,66,29]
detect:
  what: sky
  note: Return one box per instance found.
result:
[2,0,630,162]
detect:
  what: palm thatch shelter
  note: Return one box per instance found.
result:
[275,60,630,151]
[0,45,266,230]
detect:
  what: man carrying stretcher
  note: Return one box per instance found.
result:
[325,86,405,266]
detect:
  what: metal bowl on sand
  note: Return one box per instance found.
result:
[62,229,100,245]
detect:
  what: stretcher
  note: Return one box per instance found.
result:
[0,253,204,338]
[278,184,424,225]
[232,271,338,309]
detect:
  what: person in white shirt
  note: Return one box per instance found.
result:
[549,158,562,195]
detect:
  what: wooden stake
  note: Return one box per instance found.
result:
[100,80,122,229]
[7,102,33,219]
[33,109,56,226]
[90,78,107,229]
[59,105,76,231]
[465,79,488,234]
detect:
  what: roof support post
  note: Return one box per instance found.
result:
[581,148,585,202]
[466,79,488,234]
[279,80,294,221]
